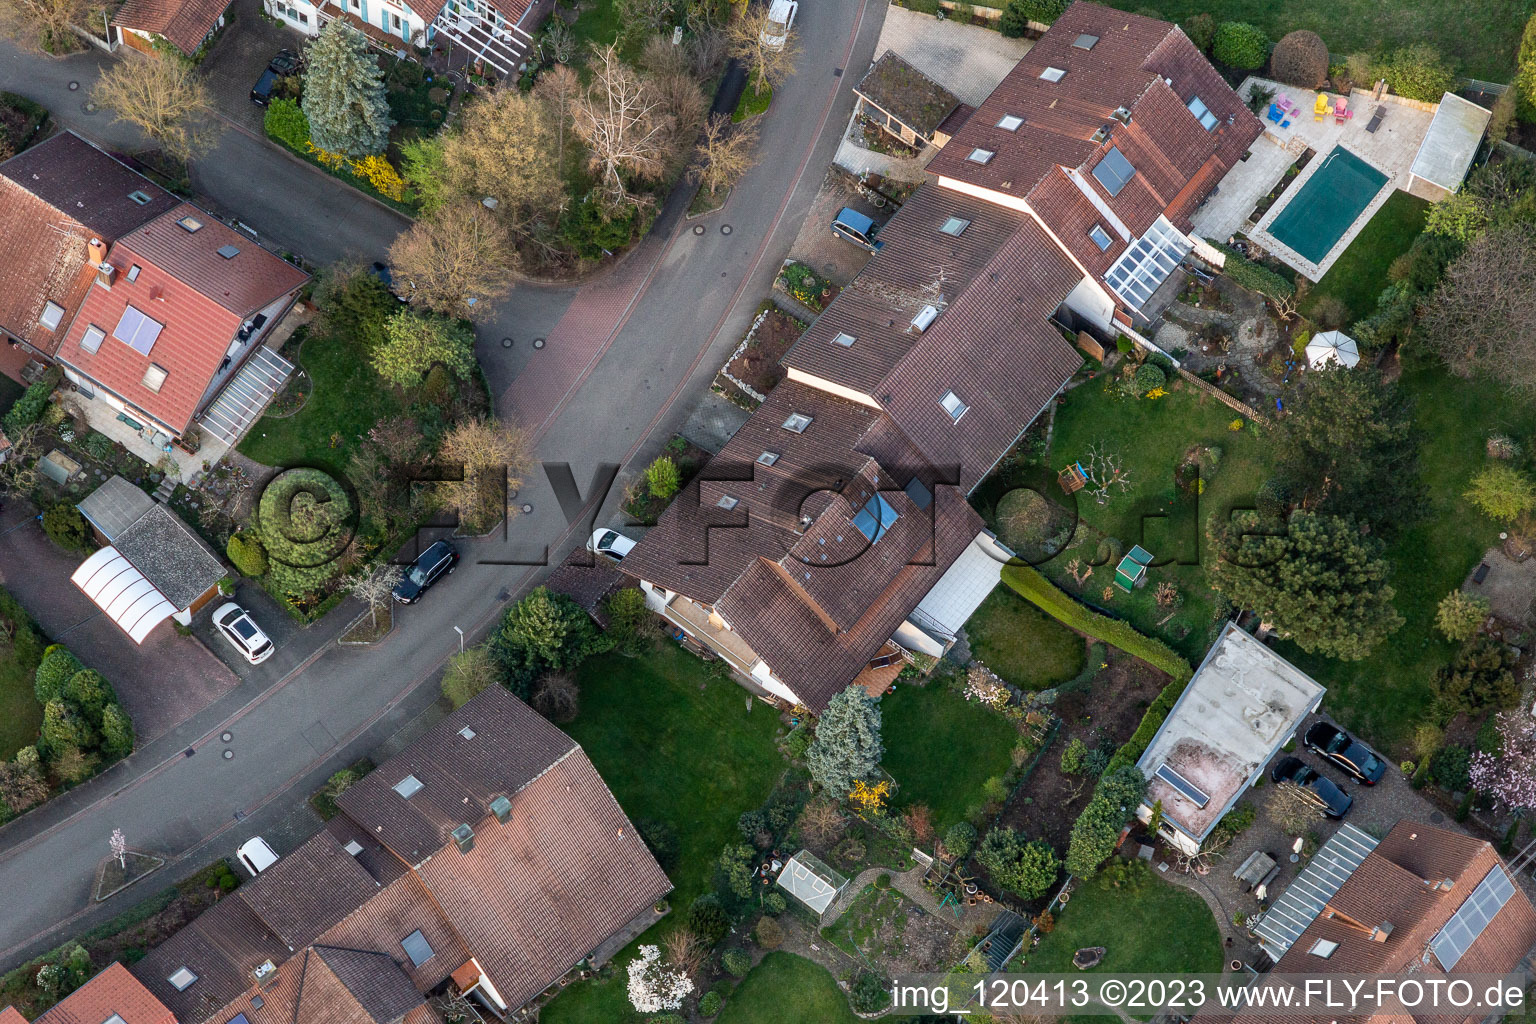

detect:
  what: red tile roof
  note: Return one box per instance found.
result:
[54,204,307,434]
[0,1007,26,1024]
[35,962,176,1024]
[112,0,231,55]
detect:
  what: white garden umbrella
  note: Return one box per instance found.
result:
[1305,330,1360,369]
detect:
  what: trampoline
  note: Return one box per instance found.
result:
[1266,146,1388,264]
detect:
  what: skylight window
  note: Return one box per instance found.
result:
[1308,939,1338,958]
[128,190,152,205]
[126,265,141,282]
[1089,224,1113,251]
[996,114,1024,131]
[392,774,424,799]
[458,726,476,739]
[39,301,64,331]
[141,363,168,392]
[852,493,899,544]
[1154,763,1210,808]
[1040,67,1066,82]
[1430,866,1516,969]
[343,839,364,855]
[80,325,105,354]
[903,476,932,510]
[1072,33,1098,49]
[939,216,970,236]
[757,451,779,467]
[217,244,240,259]
[401,930,435,967]
[831,332,856,347]
[782,413,812,433]
[1187,95,1219,130]
[716,494,739,511]
[177,215,203,233]
[168,967,198,991]
[966,148,995,165]
[1091,146,1136,197]
[939,390,968,422]
[113,305,163,355]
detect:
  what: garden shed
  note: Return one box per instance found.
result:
[853,52,966,152]
[1407,93,1492,202]
[776,850,849,918]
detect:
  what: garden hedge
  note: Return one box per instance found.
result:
[1212,22,1269,70]
[1106,673,1190,773]
[999,565,1193,683]
[3,368,61,433]
[1210,241,1295,299]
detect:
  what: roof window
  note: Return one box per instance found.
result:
[177,215,203,233]
[1187,95,1219,131]
[966,148,994,165]
[217,244,240,259]
[401,930,435,967]
[996,114,1023,131]
[939,216,970,236]
[392,774,424,799]
[716,494,739,511]
[80,325,105,354]
[852,493,899,544]
[128,190,152,205]
[141,363,168,392]
[757,451,779,467]
[126,264,141,282]
[1040,67,1066,82]
[1089,224,1113,251]
[903,476,932,510]
[168,967,198,991]
[343,839,364,855]
[39,301,64,331]
[831,331,856,347]
[782,413,812,433]
[1308,939,1339,958]
[113,304,163,355]
[939,390,968,422]
[1092,146,1136,197]
[1072,33,1098,49]
[458,726,476,740]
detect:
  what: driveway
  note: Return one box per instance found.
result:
[0,503,238,745]
[199,0,306,133]
[786,166,882,287]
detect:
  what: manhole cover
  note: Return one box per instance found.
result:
[220,731,232,743]
[81,101,98,115]
[67,80,79,91]
[693,225,705,236]
[520,503,533,514]
[532,338,546,349]
[507,489,518,501]
[222,749,234,760]
[501,336,513,348]
[720,224,732,235]
[1431,811,1445,824]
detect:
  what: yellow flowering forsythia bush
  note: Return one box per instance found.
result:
[305,141,346,170]
[349,154,406,201]
[849,779,890,814]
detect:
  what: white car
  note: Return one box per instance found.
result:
[760,0,797,48]
[213,602,274,665]
[236,836,279,876]
[587,527,637,563]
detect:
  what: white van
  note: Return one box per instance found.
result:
[236,837,280,876]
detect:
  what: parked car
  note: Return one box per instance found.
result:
[759,0,798,48]
[1303,722,1386,784]
[393,540,459,604]
[588,527,637,563]
[831,207,884,252]
[213,603,275,664]
[268,49,302,75]
[236,836,279,876]
[368,261,411,302]
[249,68,279,106]
[1271,756,1353,819]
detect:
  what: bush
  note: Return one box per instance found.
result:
[753,915,783,949]
[1309,295,1349,330]
[3,368,60,433]
[721,948,752,978]
[1180,12,1215,52]
[256,468,355,597]
[35,648,83,704]
[1518,11,1536,122]
[63,670,115,726]
[421,363,455,407]
[1130,363,1165,396]
[689,894,729,946]
[738,809,768,842]
[852,972,891,1013]
[999,0,1065,34]
[1430,745,1472,792]
[1212,22,1268,70]
[645,456,681,500]
[1432,637,1519,717]
[1436,590,1490,641]
[1270,30,1329,88]
[440,648,497,709]
[943,821,976,859]
[263,98,311,150]
[977,827,1060,899]
[699,991,724,1017]
[1382,45,1456,103]
[783,722,813,761]
[605,587,656,655]
[226,531,269,577]
[1209,241,1294,299]
[763,890,786,915]
[1060,737,1089,775]
[638,818,680,871]
[42,504,92,553]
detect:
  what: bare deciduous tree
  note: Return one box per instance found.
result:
[651,70,706,159]
[1083,441,1132,503]
[532,670,580,722]
[436,417,531,530]
[0,0,85,54]
[91,54,218,161]
[388,202,517,321]
[691,113,758,196]
[728,6,801,95]
[0,424,45,494]
[663,927,708,979]
[542,16,575,63]
[441,86,565,225]
[349,562,404,628]
[0,760,48,815]
[572,44,674,210]
[796,798,847,845]
[1420,224,1536,396]
[533,62,580,193]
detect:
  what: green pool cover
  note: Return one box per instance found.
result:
[1267,146,1388,264]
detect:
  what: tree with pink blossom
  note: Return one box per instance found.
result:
[1468,711,1536,811]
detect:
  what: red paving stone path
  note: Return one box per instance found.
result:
[500,231,670,440]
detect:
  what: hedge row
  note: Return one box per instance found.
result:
[1106,673,1190,773]
[1209,241,1295,300]
[999,564,1193,682]
[3,367,62,433]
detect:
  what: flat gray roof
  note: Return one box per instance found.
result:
[1410,93,1491,191]
[113,504,225,610]
[77,474,155,541]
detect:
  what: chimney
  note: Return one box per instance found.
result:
[97,262,115,289]
[489,795,512,824]
[452,823,475,853]
[1369,922,1394,943]
[87,237,107,267]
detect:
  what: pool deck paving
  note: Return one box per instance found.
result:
[1195,77,1435,281]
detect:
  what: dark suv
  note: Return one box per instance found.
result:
[393,540,459,604]
[251,50,302,106]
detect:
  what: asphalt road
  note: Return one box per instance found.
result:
[0,0,885,965]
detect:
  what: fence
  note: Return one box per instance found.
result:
[1175,366,1263,422]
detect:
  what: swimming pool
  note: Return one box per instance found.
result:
[1266,146,1389,265]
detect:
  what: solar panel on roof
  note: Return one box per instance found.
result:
[1154,763,1210,808]
[1430,866,1515,969]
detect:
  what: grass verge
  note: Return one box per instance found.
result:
[734,81,773,121]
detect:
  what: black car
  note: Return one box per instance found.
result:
[393,540,459,604]
[268,49,302,75]
[1271,756,1353,819]
[1303,722,1387,784]
[249,67,279,106]
[368,262,410,302]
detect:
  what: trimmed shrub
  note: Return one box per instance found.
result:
[42,504,92,553]
[1180,12,1215,52]
[1130,363,1165,396]
[763,890,787,915]
[3,368,60,433]
[1000,0,1065,35]
[699,991,724,1017]
[35,648,84,704]
[255,468,354,597]
[1271,30,1329,89]
[852,972,891,1013]
[1518,11,1536,121]
[226,530,269,577]
[1436,590,1489,641]
[1209,241,1295,299]
[63,670,115,726]
[1212,22,1268,70]
[263,98,311,150]
[943,821,976,859]
[645,456,681,501]
[1430,745,1471,792]
[421,363,455,407]
[721,948,752,978]
[100,703,135,759]
[753,915,783,948]
[976,827,1060,899]
[689,894,729,946]
[1382,45,1456,103]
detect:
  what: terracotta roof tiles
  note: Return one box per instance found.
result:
[33,963,176,1024]
[112,0,231,56]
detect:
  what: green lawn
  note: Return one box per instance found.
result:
[569,0,621,52]
[880,682,1017,832]
[716,953,859,1024]
[1105,0,1531,80]
[1041,379,1273,663]
[1029,868,1222,975]
[541,644,785,1024]
[1302,191,1429,324]
[237,326,409,476]
[0,588,45,763]
[966,586,1085,689]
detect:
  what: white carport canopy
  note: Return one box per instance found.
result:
[70,546,178,644]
